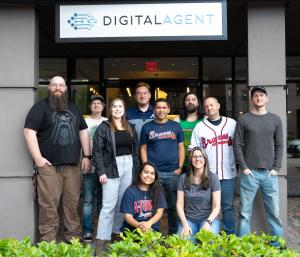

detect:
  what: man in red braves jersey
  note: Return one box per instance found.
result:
[190,97,237,234]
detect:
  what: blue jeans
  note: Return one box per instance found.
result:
[82,173,102,234]
[177,218,220,243]
[96,155,133,240]
[158,171,179,234]
[220,177,237,234]
[238,169,283,237]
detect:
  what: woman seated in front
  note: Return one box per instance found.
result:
[177,147,221,242]
[120,162,167,233]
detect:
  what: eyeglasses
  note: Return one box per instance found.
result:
[192,155,205,160]
[91,102,103,106]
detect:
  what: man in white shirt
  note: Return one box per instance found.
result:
[82,94,107,243]
[191,97,237,234]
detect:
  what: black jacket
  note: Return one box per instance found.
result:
[92,120,140,179]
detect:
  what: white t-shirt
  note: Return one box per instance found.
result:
[85,116,107,173]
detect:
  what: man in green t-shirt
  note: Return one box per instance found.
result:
[174,92,204,173]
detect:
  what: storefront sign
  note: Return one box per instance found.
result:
[56,1,227,42]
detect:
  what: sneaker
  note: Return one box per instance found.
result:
[82,232,93,243]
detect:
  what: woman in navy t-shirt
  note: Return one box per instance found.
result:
[120,162,167,232]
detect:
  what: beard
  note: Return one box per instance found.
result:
[186,104,198,113]
[48,90,69,111]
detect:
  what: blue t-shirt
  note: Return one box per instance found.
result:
[127,105,155,140]
[140,120,184,172]
[120,185,167,231]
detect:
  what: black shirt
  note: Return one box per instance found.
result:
[115,130,132,156]
[24,99,87,165]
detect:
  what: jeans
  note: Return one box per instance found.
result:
[82,173,102,234]
[177,218,220,243]
[220,177,237,234]
[158,171,179,234]
[238,169,283,237]
[96,155,133,240]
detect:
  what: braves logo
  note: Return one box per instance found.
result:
[149,130,176,140]
[201,133,233,148]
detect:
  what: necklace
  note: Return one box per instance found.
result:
[193,176,201,184]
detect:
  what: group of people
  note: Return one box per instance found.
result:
[23,76,284,256]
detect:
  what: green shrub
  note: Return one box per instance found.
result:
[108,229,300,257]
[0,237,92,257]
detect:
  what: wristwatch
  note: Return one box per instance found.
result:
[206,219,212,225]
[82,155,92,160]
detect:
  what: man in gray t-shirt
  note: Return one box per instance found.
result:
[234,86,284,238]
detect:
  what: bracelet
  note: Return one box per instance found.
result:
[206,219,212,225]
[83,155,92,160]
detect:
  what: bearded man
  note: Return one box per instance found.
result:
[24,76,91,242]
[174,92,203,173]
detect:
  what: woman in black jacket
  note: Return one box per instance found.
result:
[92,98,140,255]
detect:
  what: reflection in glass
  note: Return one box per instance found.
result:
[203,57,232,81]
[235,83,249,118]
[104,57,198,80]
[39,58,67,81]
[76,59,99,81]
[203,83,233,117]
[235,57,247,80]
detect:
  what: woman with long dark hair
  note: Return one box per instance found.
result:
[92,98,140,255]
[120,162,167,232]
[176,147,221,242]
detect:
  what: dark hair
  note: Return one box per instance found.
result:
[184,147,210,190]
[108,98,133,136]
[179,92,204,120]
[154,98,169,107]
[134,162,164,211]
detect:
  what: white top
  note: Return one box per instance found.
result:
[190,116,237,180]
[85,116,108,173]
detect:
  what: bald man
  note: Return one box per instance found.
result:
[24,76,91,242]
[190,97,237,234]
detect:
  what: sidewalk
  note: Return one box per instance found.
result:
[287,197,300,249]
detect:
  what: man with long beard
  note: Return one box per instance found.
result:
[24,76,91,242]
[174,92,203,173]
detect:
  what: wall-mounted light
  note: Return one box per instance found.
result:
[186,87,190,93]
[126,87,131,97]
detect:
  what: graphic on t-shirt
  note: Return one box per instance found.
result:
[50,111,76,146]
[149,130,176,140]
[133,199,153,219]
[201,133,233,148]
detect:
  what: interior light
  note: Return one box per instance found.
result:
[186,87,190,93]
[126,87,132,97]
[89,88,93,92]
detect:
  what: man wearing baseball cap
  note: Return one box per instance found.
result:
[234,86,284,241]
[82,94,107,243]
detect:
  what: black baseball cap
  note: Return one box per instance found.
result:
[90,94,105,104]
[250,86,267,98]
